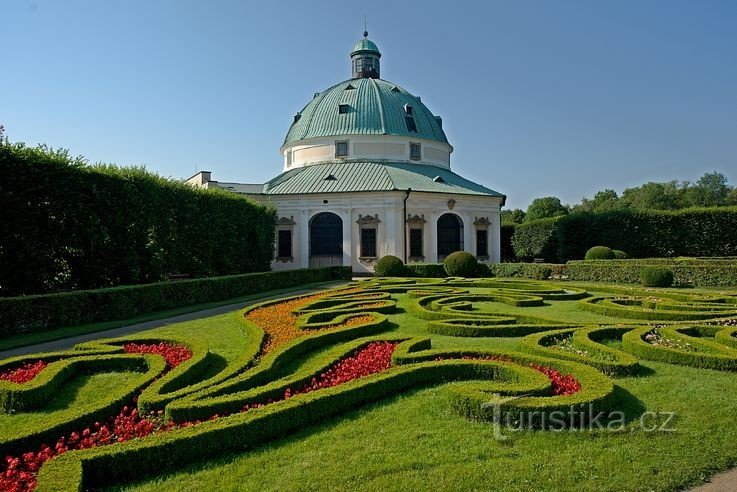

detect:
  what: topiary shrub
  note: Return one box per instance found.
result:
[613,249,628,259]
[374,255,407,277]
[640,267,674,287]
[443,251,478,277]
[585,246,615,260]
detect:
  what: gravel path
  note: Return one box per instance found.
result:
[0,281,346,360]
[690,469,737,491]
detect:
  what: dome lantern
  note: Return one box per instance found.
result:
[350,31,381,79]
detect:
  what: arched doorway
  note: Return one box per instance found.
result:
[309,212,343,267]
[437,213,463,259]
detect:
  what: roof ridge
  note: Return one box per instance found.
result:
[368,78,386,134]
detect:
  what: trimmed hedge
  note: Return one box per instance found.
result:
[0,144,277,296]
[640,267,674,287]
[520,327,640,377]
[511,207,737,262]
[511,217,559,262]
[443,251,478,277]
[622,326,737,371]
[406,263,449,278]
[501,224,516,262]
[585,246,615,260]
[0,354,166,456]
[36,342,616,491]
[374,255,407,277]
[0,266,351,338]
[565,260,737,287]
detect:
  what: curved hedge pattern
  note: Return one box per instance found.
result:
[1,280,736,491]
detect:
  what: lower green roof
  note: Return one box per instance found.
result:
[255,161,504,198]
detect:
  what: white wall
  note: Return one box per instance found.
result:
[281,135,453,171]
[253,191,503,273]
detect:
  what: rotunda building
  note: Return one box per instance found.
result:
[186,34,506,273]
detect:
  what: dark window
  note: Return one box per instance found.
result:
[404,104,413,115]
[338,104,349,114]
[476,230,488,257]
[405,116,417,132]
[335,141,348,157]
[437,213,462,257]
[410,228,423,258]
[278,230,292,258]
[310,213,342,256]
[410,143,421,160]
[360,228,377,258]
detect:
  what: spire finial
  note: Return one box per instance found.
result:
[364,15,368,38]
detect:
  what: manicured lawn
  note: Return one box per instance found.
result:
[3,278,737,492]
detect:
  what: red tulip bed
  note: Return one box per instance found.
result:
[0,362,48,385]
[122,342,193,369]
[0,341,398,492]
[434,355,581,396]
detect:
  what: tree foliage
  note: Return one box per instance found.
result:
[524,197,569,222]
[568,172,735,213]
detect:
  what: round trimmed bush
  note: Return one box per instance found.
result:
[443,251,478,277]
[374,255,406,277]
[585,246,615,260]
[640,267,674,287]
[613,249,628,259]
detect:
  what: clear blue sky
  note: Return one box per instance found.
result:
[3,0,736,209]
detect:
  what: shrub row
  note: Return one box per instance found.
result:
[0,266,351,338]
[508,207,737,262]
[405,258,737,287]
[578,297,737,321]
[427,319,575,338]
[0,144,277,296]
[565,261,737,287]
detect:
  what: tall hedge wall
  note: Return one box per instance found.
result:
[511,208,737,262]
[0,144,276,296]
[500,224,516,262]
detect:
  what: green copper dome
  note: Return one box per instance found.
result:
[282,78,449,148]
[351,38,380,57]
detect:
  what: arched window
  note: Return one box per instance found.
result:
[310,212,343,257]
[437,213,463,258]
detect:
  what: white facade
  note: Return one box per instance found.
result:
[259,191,502,274]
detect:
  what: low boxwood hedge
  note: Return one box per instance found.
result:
[0,267,351,338]
[622,326,737,371]
[520,327,640,377]
[36,342,616,492]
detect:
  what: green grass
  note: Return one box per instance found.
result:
[115,360,737,492]
[0,281,346,352]
[6,278,737,491]
[0,372,142,439]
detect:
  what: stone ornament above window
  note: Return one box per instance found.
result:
[474,216,491,227]
[276,216,296,226]
[406,214,427,226]
[447,199,456,210]
[356,214,381,226]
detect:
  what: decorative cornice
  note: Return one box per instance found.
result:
[356,213,381,226]
[474,216,491,227]
[406,214,427,226]
[276,216,296,226]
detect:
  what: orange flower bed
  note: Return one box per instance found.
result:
[246,288,370,355]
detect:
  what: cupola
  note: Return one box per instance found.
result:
[350,31,381,79]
